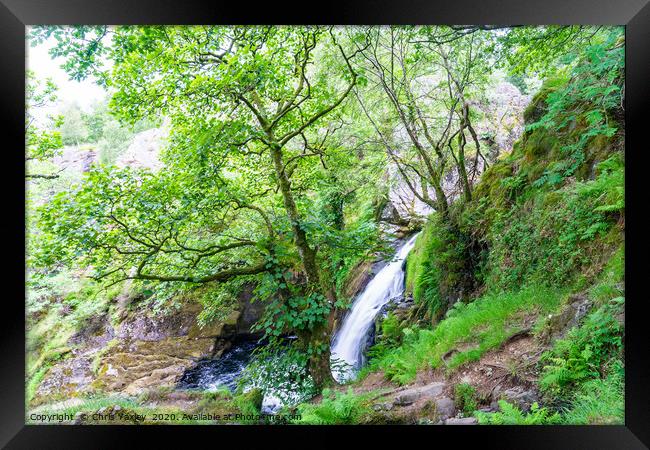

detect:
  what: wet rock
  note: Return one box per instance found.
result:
[445,417,478,425]
[239,388,264,411]
[235,283,266,334]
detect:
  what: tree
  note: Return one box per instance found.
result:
[25,71,63,179]
[83,100,108,143]
[352,26,490,214]
[31,25,371,387]
[59,102,88,146]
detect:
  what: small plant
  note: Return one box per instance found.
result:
[454,383,478,416]
[476,400,561,425]
[293,388,372,425]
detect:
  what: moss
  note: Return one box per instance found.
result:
[405,216,472,319]
[522,129,560,162]
[523,76,568,123]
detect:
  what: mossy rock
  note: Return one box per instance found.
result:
[522,129,560,162]
[523,76,568,124]
[235,388,264,412]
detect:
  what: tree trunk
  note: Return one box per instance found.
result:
[268,142,336,387]
[269,143,320,285]
[457,130,473,202]
[308,290,339,387]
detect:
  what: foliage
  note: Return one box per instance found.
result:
[561,359,624,425]
[59,103,89,146]
[486,153,624,291]
[526,28,623,187]
[26,71,63,173]
[454,383,479,416]
[476,400,561,425]
[238,341,317,407]
[26,25,626,405]
[292,388,372,424]
[539,296,624,396]
[495,26,615,77]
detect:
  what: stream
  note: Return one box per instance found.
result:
[177,338,265,392]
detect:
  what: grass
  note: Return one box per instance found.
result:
[369,285,566,384]
[454,383,479,416]
[561,359,624,424]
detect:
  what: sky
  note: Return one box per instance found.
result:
[26,26,107,122]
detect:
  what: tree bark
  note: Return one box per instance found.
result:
[268,143,320,285]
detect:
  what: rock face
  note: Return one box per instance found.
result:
[539,293,592,343]
[115,126,168,171]
[495,386,540,412]
[94,337,216,396]
[32,287,268,406]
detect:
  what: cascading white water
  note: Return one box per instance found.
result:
[330,233,419,382]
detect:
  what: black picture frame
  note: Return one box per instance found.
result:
[1,1,648,448]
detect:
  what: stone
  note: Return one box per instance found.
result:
[445,417,478,425]
[372,402,394,412]
[393,382,446,406]
[435,397,456,419]
[394,391,419,406]
[501,387,539,412]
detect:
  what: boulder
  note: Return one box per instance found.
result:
[392,382,446,407]
[435,397,456,419]
[498,386,539,412]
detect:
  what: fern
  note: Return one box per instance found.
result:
[477,400,562,425]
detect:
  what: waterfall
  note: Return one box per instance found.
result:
[331,233,419,382]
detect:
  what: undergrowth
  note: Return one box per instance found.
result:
[369,285,565,384]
